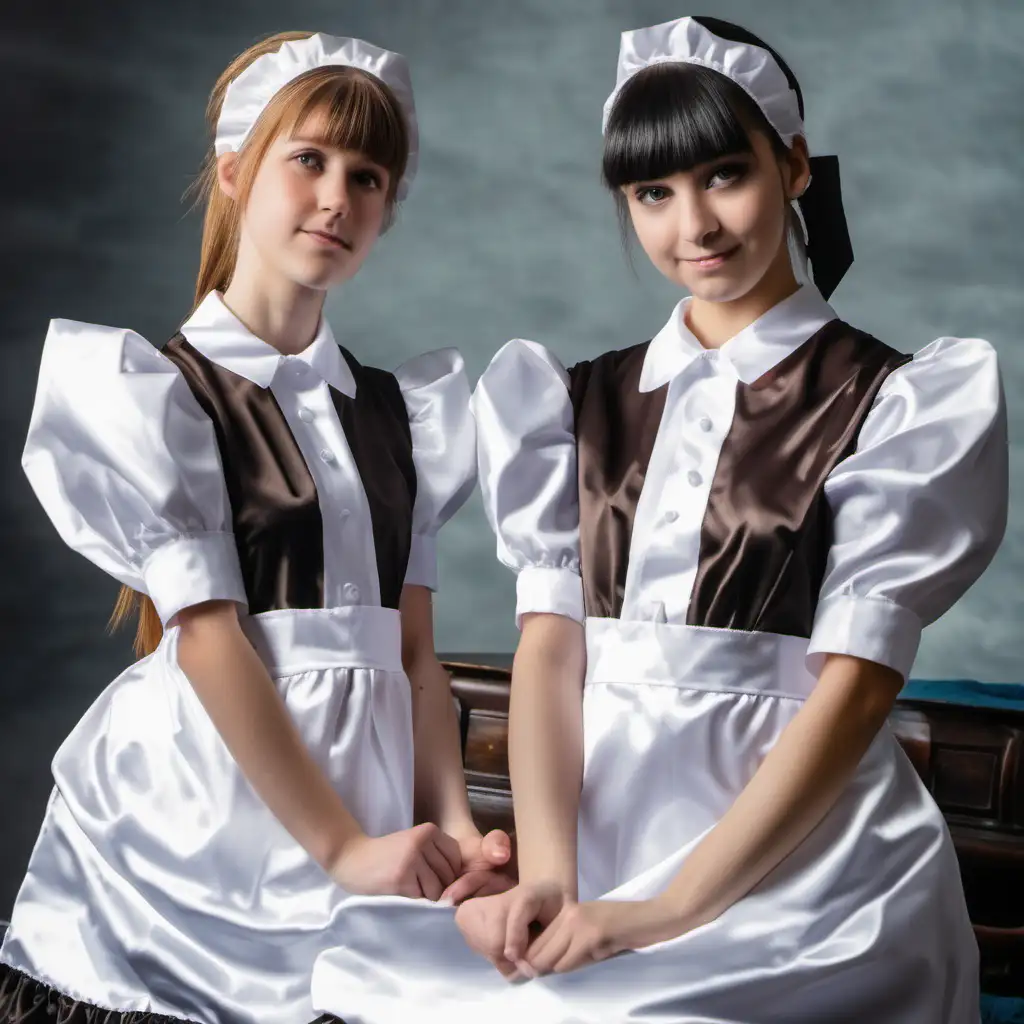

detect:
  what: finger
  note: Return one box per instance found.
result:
[414,859,444,902]
[497,960,520,980]
[432,829,463,877]
[525,919,572,976]
[504,892,539,963]
[480,829,512,866]
[553,936,596,975]
[471,872,516,899]
[440,871,489,906]
[421,841,457,889]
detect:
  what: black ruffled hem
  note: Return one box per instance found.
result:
[0,963,202,1023]
[309,1017,344,1023]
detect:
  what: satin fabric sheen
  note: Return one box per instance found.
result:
[4,609,414,1023]
[3,306,477,1022]
[310,287,1007,1023]
[311,620,979,1024]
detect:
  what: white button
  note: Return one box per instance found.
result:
[664,510,679,523]
[687,469,703,487]
[699,416,713,432]
[298,407,314,423]
[319,449,335,464]
[343,583,361,601]
[339,508,351,521]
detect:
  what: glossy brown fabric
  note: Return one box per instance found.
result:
[330,348,416,611]
[0,964,200,1023]
[687,320,911,636]
[164,335,324,613]
[568,341,667,618]
[568,321,911,634]
[163,337,414,613]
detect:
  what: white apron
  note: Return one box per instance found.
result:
[310,619,978,1024]
[311,286,1006,1023]
[2,294,477,1023]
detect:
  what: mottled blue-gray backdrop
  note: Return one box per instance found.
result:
[1,0,1021,912]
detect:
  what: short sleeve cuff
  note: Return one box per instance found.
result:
[142,532,248,625]
[515,566,584,630]
[404,534,438,591]
[807,593,923,680]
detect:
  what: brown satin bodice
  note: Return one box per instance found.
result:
[163,336,415,613]
[567,319,911,637]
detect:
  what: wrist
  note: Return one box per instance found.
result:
[518,871,578,900]
[517,845,577,897]
[655,887,711,936]
[316,822,367,874]
[439,817,482,845]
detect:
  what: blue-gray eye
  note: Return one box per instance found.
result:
[637,186,668,205]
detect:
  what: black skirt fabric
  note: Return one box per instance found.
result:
[0,963,202,1024]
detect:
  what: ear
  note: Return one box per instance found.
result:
[216,152,240,201]
[784,136,812,200]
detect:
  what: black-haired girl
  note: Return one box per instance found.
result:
[310,16,1007,1022]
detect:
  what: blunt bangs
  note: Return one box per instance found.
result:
[602,62,767,190]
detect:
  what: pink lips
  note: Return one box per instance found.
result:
[305,230,352,251]
[682,245,740,269]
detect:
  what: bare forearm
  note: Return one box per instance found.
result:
[509,614,586,895]
[176,603,363,870]
[662,654,902,929]
[400,584,478,840]
[409,651,477,838]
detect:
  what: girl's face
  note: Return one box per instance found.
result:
[222,109,391,293]
[623,130,808,304]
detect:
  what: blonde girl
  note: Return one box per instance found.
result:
[0,30,509,1024]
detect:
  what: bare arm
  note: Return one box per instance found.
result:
[175,600,364,872]
[401,584,478,842]
[521,653,909,973]
[658,653,904,934]
[508,612,587,896]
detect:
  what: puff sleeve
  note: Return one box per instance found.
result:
[807,336,1008,679]
[395,348,477,591]
[470,339,584,628]
[21,319,247,625]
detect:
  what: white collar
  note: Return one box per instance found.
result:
[180,291,357,397]
[639,285,838,392]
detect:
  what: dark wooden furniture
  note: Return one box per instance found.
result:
[444,658,1024,996]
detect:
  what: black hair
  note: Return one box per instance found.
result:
[602,17,804,195]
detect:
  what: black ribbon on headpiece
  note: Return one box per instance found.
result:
[795,155,853,300]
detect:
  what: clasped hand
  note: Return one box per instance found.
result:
[455,881,681,979]
[330,823,516,903]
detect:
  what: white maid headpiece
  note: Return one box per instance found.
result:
[601,15,854,298]
[601,15,804,147]
[215,33,418,200]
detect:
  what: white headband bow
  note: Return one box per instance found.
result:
[215,33,418,201]
[602,16,804,147]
